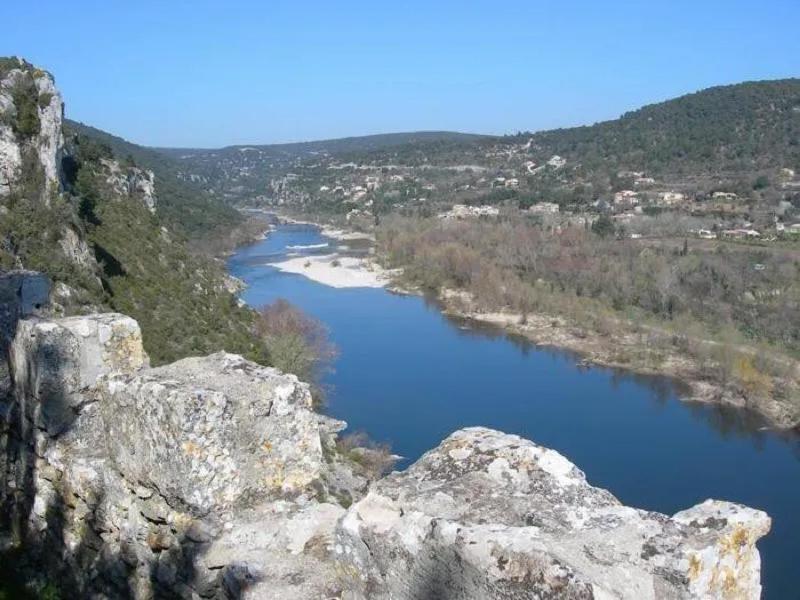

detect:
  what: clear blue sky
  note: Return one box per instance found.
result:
[3,1,799,148]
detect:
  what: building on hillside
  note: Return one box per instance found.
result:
[504,178,520,189]
[659,191,686,205]
[614,190,639,205]
[438,204,500,220]
[712,191,738,201]
[721,228,760,239]
[529,202,560,214]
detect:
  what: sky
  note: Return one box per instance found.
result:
[3,0,799,148]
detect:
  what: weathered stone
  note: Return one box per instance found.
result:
[336,427,770,600]
[97,352,328,515]
[0,60,63,199]
[0,270,50,347]
[9,313,147,435]
[0,305,771,600]
[100,158,157,213]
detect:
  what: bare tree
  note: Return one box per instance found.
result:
[254,299,338,398]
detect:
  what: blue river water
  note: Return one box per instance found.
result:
[228,223,800,599]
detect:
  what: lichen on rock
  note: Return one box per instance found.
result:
[335,427,771,600]
[0,274,773,599]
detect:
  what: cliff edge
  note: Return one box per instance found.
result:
[0,271,771,599]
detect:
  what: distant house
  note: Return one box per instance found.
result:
[547,155,566,169]
[633,176,655,186]
[614,190,639,205]
[438,204,500,220]
[712,191,738,201]
[722,228,760,239]
[529,202,560,214]
[659,191,685,205]
[697,229,717,239]
[504,178,520,189]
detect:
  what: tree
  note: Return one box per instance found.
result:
[591,214,615,238]
[254,299,338,401]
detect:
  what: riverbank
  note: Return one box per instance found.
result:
[257,212,800,430]
[265,214,391,288]
[270,253,392,288]
[433,287,800,430]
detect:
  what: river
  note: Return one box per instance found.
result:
[227,222,800,599]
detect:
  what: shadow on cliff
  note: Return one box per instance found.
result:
[0,341,256,599]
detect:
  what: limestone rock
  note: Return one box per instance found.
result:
[97,352,328,515]
[336,427,770,600]
[201,500,346,599]
[0,302,772,599]
[101,158,157,213]
[10,313,147,435]
[0,270,50,345]
[0,59,63,199]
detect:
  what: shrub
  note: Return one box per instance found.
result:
[254,299,337,401]
[11,79,41,139]
[336,431,396,479]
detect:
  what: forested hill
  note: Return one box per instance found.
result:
[160,131,486,159]
[521,78,800,176]
[158,78,800,207]
[65,119,243,238]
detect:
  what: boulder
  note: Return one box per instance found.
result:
[97,352,329,515]
[10,313,146,435]
[0,270,50,346]
[336,427,770,600]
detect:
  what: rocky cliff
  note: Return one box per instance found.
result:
[0,271,771,599]
[0,57,63,200]
[0,57,266,366]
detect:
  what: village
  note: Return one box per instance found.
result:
[255,136,800,244]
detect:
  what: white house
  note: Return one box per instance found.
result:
[529,202,560,214]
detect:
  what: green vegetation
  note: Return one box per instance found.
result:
[60,131,268,365]
[379,216,800,404]
[518,79,800,176]
[0,64,272,365]
[64,120,245,240]
[254,299,337,405]
[10,79,40,138]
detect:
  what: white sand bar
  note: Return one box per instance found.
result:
[269,254,390,288]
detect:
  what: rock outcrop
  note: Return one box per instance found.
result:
[0,273,772,599]
[336,428,770,600]
[102,158,158,213]
[0,57,63,199]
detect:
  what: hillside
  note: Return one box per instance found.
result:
[64,120,244,238]
[159,78,800,220]
[523,78,800,176]
[0,57,266,365]
[160,131,489,204]
[161,130,486,157]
